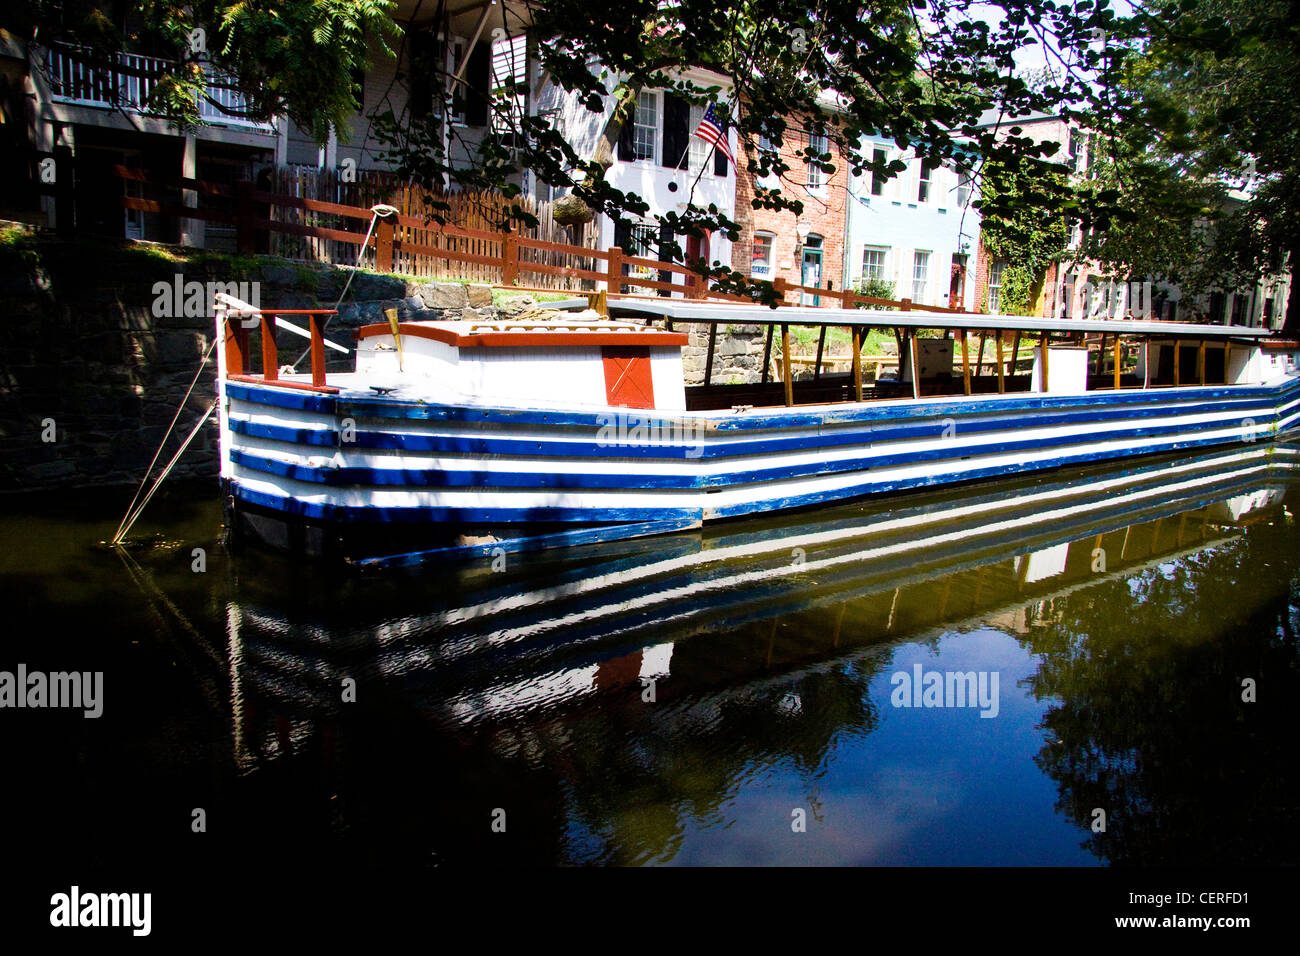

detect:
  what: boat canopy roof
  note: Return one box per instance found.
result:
[608,299,1276,339]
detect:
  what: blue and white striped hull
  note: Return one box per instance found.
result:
[220,373,1300,558]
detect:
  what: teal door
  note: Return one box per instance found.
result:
[801,236,823,306]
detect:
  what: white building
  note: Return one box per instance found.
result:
[532,64,736,272]
[844,134,980,311]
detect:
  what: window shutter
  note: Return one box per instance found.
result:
[662,93,689,169]
[465,41,491,127]
[657,224,675,293]
[617,106,637,161]
[713,143,727,177]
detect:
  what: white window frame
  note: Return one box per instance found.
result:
[751,232,775,279]
[917,159,933,204]
[989,260,1006,314]
[912,250,931,303]
[626,222,659,278]
[806,131,828,194]
[861,246,888,284]
[632,90,658,164]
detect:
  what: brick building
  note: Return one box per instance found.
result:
[731,112,848,303]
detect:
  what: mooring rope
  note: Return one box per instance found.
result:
[111,333,219,545]
[290,202,399,371]
[111,399,218,546]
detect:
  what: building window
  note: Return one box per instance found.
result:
[687,103,709,174]
[871,147,887,196]
[633,91,657,162]
[861,246,887,282]
[912,250,930,303]
[917,160,934,203]
[627,222,659,278]
[957,169,971,208]
[1069,129,1084,173]
[988,260,1006,314]
[806,131,828,192]
[752,233,774,278]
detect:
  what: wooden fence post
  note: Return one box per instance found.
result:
[502,234,518,287]
[606,246,623,295]
[235,179,256,254]
[375,216,395,273]
[773,277,790,305]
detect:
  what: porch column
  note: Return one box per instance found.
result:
[180,133,204,248]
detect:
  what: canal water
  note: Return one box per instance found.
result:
[2,444,1298,873]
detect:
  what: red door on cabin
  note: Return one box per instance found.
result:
[602,346,656,409]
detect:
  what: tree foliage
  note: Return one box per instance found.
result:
[12,1,397,143]
[1077,0,1300,329]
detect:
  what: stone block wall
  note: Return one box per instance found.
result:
[0,230,537,492]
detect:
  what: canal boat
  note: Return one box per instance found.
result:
[212,292,1300,562]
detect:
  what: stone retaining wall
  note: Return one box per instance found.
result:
[0,231,544,492]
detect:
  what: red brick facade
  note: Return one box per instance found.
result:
[731,115,848,298]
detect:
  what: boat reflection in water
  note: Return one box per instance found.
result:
[223,443,1300,865]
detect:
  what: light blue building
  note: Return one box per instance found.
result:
[844,135,980,312]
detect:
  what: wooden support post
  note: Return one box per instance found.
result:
[1174,341,1180,386]
[260,313,278,381]
[1113,335,1122,390]
[1039,333,1050,392]
[762,324,774,384]
[502,234,518,287]
[1095,334,1106,375]
[1198,339,1206,385]
[593,290,609,318]
[960,329,972,395]
[375,215,395,273]
[309,313,327,388]
[851,326,863,401]
[704,322,717,386]
[224,313,248,376]
[814,326,827,381]
[606,246,623,294]
[1143,339,1151,389]
[995,330,1005,393]
[781,323,794,407]
[1223,340,1232,384]
[1010,331,1021,375]
[975,331,986,376]
[910,333,921,400]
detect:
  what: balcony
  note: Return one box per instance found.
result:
[45,45,273,132]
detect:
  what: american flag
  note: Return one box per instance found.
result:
[693,102,733,165]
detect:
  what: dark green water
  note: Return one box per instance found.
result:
[2,446,1298,871]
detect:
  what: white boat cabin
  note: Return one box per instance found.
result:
[354,315,689,410]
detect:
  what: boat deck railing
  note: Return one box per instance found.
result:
[215,293,340,394]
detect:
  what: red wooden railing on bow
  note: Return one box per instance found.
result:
[219,306,339,394]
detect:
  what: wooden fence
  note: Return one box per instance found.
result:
[111,165,970,309]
